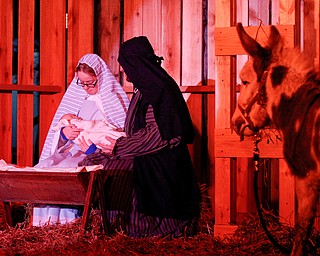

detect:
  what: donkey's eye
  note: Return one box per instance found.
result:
[242,80,249,86]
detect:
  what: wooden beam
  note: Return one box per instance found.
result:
[215,128,284,158]
[0,84,61,94]
[123,85,215,94]
[215,24,295,56]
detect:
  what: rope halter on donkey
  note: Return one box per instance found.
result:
[237,71,268,141]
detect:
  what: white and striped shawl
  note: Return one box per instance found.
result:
[38,53,130,162]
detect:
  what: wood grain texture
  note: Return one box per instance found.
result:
[214,0,235,236]
[0,171,88,205]
[39,0,66,157]
[215,129,284,158]
[98,1,121,77]
[0,84,61,93]
[67,0,94,84]
[17,0,34,165]
[0,0,13,162]
[215,25,295,56]
[181,0,203,177]
[161,0,181,84]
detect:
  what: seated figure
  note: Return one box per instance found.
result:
[32,53,129,227]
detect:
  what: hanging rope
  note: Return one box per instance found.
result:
[252,132,291,254]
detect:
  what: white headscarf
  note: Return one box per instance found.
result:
[38,53,129,162]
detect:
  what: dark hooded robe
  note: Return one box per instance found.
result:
[82,36,200,236]
[118,36,200,219]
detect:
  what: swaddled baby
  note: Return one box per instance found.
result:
[53,114,126,148]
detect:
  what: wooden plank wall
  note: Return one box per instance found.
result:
[1,0,319,235]
[0,0,215,202]
[214,0,291,236]
[0,1,67,166]
[96,1,215,191]
[76,1,214,206]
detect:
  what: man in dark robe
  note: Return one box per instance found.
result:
[81,36,201,237]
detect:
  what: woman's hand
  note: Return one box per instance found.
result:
[98,137,117,154]
[61,125,84,140]
[78,136,93,152]
[60,113,81,121]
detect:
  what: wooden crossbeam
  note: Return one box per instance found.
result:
[215,128,284,158]
[0,84,61,94]
[215,24,295,56]
[123,85,215,94]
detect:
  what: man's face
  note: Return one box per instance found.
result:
[120,65,131,82]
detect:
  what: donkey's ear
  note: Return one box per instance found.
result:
[268,25,284,55]
[236,23,268,59]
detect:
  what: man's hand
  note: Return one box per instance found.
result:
[98,137,117,154]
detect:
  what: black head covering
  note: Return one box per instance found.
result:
[118,36,194,143]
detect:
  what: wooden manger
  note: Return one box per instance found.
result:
[0,168,108,233]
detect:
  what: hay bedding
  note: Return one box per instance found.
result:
[0,200,319,255]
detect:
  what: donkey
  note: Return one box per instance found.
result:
[231,23,320,256]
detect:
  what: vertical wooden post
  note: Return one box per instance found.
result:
[39,1,66,156]
[214,0,238,236]
[0,0,13,163]
[81,171,97,232]
[141,0,162,53]
[123,0,143,42]
[181,0,203,177]
[122,0,142,89]
[302,0,320,229]
[67,0,94,85]
[161,0,181,84]
[279,160,295,226]
[17,0,34,166]
[207,0,216,214]
[98,1,121,78]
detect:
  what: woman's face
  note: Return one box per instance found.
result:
[77,70,99,95]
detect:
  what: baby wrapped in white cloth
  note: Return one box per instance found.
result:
[53,114,126,148]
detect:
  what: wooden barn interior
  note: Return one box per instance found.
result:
[0,0,319,236]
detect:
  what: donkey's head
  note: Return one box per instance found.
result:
[231,23,284,137]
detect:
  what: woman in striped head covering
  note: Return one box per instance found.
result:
[35,53,129,168]
[32,54,129,226]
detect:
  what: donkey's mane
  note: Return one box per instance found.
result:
[263,44,320,109]
[276,46,316,81]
